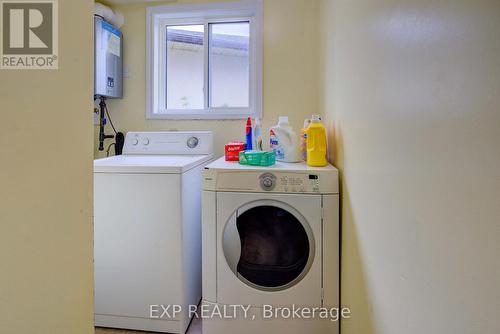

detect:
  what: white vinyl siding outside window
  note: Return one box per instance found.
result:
[146,1,263,119]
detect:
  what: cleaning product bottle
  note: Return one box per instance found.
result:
[306,115,328,167]
[269,116,302,162]
[245,117,253,150]
[300,119,311,161]
[253,118,263,151]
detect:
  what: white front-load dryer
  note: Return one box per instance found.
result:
[217,192,322,306]
[202,158,339,334]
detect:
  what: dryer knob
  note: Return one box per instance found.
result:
[260,173,276,191]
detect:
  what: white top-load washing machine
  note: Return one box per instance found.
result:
[202,158,339,334]
[94,132,213,334]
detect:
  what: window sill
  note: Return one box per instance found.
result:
[146,109,260,120]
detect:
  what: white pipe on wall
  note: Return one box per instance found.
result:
[95,2,125,28]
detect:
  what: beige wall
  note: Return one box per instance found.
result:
[0,1,94,333]
[95,0,319,158]
[319,0,500,333]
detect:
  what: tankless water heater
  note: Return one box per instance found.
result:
[94,15,123,98]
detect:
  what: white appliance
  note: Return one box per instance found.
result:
[202,158,339,334]
[94,15,123,98]
[94,131,213,334]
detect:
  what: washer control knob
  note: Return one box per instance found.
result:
[187,136,199,149]
[131,138,139,146]
[260,173,276,191]
[142,137,150,146]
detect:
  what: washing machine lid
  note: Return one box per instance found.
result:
[94,154,213,174]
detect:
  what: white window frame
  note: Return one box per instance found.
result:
[146,1,263,120]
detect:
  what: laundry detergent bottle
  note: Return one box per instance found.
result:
[306,115,328,166]
[269,116,302,162]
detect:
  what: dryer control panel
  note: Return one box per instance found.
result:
[202,157,339,194]
[203,170,338,194]
[258,173,322,193]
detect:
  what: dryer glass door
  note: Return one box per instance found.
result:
[223,200,315,291]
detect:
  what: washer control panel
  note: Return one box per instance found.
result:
[123,131,212,155]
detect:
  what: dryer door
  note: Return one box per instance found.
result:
[217,192,322,306]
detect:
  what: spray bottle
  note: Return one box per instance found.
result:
[253,118,263,151]
[245,117,253,150]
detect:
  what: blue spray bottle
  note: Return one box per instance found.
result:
[245,117,253,150]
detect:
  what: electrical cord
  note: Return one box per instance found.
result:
[104,104,117,135]
[106,143,116,157]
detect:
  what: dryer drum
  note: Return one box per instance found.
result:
[236,206,310,288]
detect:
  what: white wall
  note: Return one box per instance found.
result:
[0,0,94,333]
[167,47,205,109]
[319,0,500,333]
[210,50,250,108]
